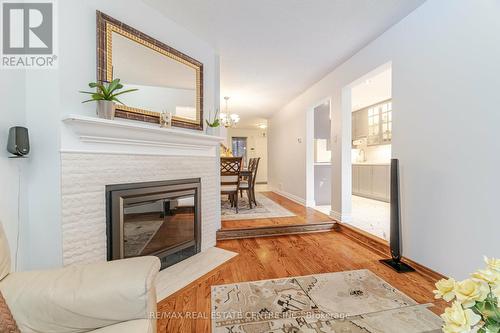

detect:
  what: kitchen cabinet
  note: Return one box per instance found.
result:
[353,100,392,146]
[372,165,390,199]
[380,103,392,144]
[367,100,392,146]
[352,164,390,202]
[352,109,368,141]
[352,112,358,144]
[367,106,381,145]
[358,165,372,196]
[352,165,359,193]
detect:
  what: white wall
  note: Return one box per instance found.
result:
[59,0,218,140]
[269,0,500,278]
[1,0,219,270]
[227,128,268,183]
[0,71,28,271]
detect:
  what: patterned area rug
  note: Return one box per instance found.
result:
[221,193,296,221]
[211,269,442,333]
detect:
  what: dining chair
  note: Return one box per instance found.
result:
[241,157,256,189]
[239,157,260,207]
[239,158,255,209]
[220,157,243,213]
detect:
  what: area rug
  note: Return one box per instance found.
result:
[211,269,442,333]
[221,193,296,221]
[123,220,163,257]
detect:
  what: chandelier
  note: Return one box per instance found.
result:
[220,96,240,128]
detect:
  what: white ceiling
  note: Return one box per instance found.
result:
[351,67,392,111]
[232,116,268,130]
[144,0,425,120]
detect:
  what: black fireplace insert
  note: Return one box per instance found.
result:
[106,178,201,270]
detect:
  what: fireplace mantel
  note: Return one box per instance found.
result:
[62,114,224,157]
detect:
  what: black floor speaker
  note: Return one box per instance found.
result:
[379,158,415,273]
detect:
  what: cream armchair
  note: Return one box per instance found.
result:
[0,222,161,333]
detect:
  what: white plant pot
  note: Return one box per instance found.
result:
[96,100,115,120]
[206,126,217,136]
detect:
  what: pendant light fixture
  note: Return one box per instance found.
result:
[220,96,240,128]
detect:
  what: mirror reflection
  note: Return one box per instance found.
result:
[111,32,198,121]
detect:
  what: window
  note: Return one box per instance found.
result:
[231,137,247,166]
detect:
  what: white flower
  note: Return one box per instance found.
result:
[434,278,457,302]
[441,302,481,333]
[492,284,500,301]
[454,279,489,308]
[484,256,500,272]
[471,269,500,285]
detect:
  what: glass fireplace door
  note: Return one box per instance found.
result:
[122,190,196,258]
[107,179,201,270]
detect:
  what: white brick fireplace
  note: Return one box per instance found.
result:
[61,115,223,265]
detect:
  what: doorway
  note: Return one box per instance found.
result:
[306,99,332,213]
[349,64,392,240]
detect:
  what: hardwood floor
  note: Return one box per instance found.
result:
[218,192,335,240]
[157,230,446,332]
[220,192,333,230]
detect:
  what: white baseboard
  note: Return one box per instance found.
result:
[329,210,352,223]
[270,187,306,206]
[306,199,316,207]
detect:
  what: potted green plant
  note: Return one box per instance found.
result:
[205,108,220,135]
[80,79,138,120]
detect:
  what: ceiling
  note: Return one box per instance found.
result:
[351,67,392,111]
[144,0,424,122]
[232,116,268,130]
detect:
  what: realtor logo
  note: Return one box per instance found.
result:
[1,0,57,68]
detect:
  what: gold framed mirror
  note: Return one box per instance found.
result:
[96,11,203,130]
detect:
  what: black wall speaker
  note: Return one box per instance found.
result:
[7,126,30,157]
[380,158,415,273]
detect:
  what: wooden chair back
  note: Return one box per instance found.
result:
[220,157,242,193]
[247,158,256,172]
[250,157,260,187]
